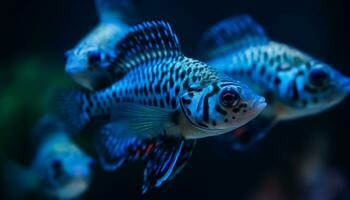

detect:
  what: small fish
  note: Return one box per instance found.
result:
[4,115,94,199]
[65,0,137,90]
[57,21,266,193]
[198,15,350,150]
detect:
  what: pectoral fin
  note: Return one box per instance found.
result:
[111,103,179,138]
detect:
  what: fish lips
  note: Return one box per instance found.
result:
[252,96,267,113]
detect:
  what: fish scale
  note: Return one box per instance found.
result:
[210,41,310,98]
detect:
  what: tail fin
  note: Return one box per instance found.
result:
[3,162,39,199]
[50,90,89,136]
[95,0,138,24]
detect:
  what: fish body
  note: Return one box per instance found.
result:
[65,0,136,90]
[58,21,266,192]
[63,21,266,139]
[4,115,94,199]
[198,15,350,149]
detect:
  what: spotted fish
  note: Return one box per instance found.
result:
[65,0,138,90]
[57,21,266,192]
[198,15,350,150]
[3,115,94,199]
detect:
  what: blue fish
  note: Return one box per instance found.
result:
[4,115,94,199]
[65,0,137,90]
[57,21,266,193]
[198,15,350,150]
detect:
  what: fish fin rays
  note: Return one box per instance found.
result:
[198,14,269,60]
[167,139,196,181]
[111,103,179,138]
[95,124,196,194]
[114,21,182,74]
[142,138,196,194]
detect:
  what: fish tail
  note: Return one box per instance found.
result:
[51,90,89,136]
[3,162,39,199]
[96,0,138,24]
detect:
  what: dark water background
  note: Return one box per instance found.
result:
[0,0,349,199]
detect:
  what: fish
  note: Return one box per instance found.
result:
[65,0,138,90]
[3,115,94,199]
[197,15,350,150]
[56,21,267,193]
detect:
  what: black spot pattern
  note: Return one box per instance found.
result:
[85,53,223,122]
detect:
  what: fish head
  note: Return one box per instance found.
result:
[64,46,116,90]
[45,151,94,198]
[285,61,350,115]
[180,80,266,135]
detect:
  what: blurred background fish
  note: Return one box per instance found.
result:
[3,115,95,199]
[197,15,350,150]
[65,0,139,91]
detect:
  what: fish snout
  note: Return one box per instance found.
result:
[339,77,350,93]
[252,96,267,112]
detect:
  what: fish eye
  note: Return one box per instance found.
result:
[88,51,103,64]
[52,160,62,171]
[309,68,329,87]
[220,88,240,107]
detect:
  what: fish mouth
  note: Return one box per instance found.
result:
[58,177,90,199]
[65,66,86,74]
[252,96,267,112]
[340,78,350,93]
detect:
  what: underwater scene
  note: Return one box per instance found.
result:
[1,0,349,199]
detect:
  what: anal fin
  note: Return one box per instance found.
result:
[142,138,196,194]
[168,139,196,181]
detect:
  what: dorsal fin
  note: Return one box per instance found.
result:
[113,21,182,73]
[95,0,137,24]
[198,15,269,59]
